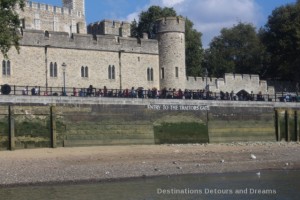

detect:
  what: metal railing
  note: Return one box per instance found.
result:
[1,84,300,102]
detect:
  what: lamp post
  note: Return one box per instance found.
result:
[62,62,66,96]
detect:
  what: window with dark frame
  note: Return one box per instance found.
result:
[2,60,11,76]
[108,65,115,80]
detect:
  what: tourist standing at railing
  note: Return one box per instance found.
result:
[22,87,28,95]
[73,88,77,96]
[104,86,107,97]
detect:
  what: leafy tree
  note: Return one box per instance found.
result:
[204,22,264,77]
[185,18,204,76]
[260,2,300,81]
[131,6,204,77]
[135,6,176,39]
[0,0,25,58]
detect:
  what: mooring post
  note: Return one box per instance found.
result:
[50,106,57,148]
[275,110,281,141]
[286,110,290,142]
[8,105,15,151]
[296,110,300,142]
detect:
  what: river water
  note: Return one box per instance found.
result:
[1,170,299,200]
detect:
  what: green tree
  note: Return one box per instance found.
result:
[204,22,264,77]
[0,0,25,58]
[260,2,300,81]
[135,6,176,38]
[131,6,204,77]
[185,18,204,76]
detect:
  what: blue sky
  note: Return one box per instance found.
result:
[32,0,296,47]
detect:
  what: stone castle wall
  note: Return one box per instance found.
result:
[186,73,275,95]
[16,0,87,34]
[0,1,275,95]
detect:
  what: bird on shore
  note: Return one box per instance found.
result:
[251,154,257,159]
[256,172,261,177]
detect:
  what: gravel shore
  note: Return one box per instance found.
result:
[0,142,300,187]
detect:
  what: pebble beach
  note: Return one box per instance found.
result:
[0,142,300,187]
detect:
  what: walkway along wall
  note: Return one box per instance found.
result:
[0,96,299,150]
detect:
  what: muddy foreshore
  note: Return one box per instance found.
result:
[0,142,299,187]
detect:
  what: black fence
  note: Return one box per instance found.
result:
[1,84,300,102]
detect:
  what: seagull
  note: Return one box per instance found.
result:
[256,172,261,177]
[251,154,257,159]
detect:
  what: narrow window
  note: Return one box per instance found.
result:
[50,62,54,77]
[175,67,179,78]
[147,68,150,81]
[85,66,89,77]
[81,66,84,77]
[161,68,164,79]
[7,61,10,75]
[2,60,6,75]
[108,65,112,79]
[151,68,154,81]
[54,62,57,77]
[112,65,115,79]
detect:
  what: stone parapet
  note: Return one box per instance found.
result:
[19,29,158,55]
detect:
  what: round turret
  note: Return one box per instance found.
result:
[156,17,186,90]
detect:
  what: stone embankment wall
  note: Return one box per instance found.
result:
[0,96,299,150]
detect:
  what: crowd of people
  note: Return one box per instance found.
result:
[68,86,268,101]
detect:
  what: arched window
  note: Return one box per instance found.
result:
[2,60,6,75]
[7,61,10,76]
[54,62,57,77]
[108,65,112,79]
[151,68,154,81]
[85,66,89,77]
[50,62,54,77]
[112,65,115,79]
[2,60,11,76]
[147,68,150,81]
[50,62,58,77]
[81,66,84,77]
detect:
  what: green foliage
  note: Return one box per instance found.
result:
[131,5,204,77]
[204,23,264,77]
[0,0,25,58]
[135,6,177,38]
[260,2,300,81]
[185,18,204,76]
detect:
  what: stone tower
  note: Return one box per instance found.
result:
[156,17,186,90]
[62,0,85,16]
[62,0,86,33]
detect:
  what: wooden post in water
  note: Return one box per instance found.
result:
[8,105,15,151]
[286,110,290,142]
[50,106,57,148]
[275,110,281,141]
[296,110,300,142]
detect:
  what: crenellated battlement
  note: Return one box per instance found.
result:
[16,1,87,34]
[87,20,131,37]
[156,17,185,34]
[24,1,82,17]
[186,73,274,95]
[19,29,158,54]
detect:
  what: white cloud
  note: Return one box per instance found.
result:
[126,0,262,48]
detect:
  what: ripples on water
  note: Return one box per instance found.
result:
[0,170,299,200]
